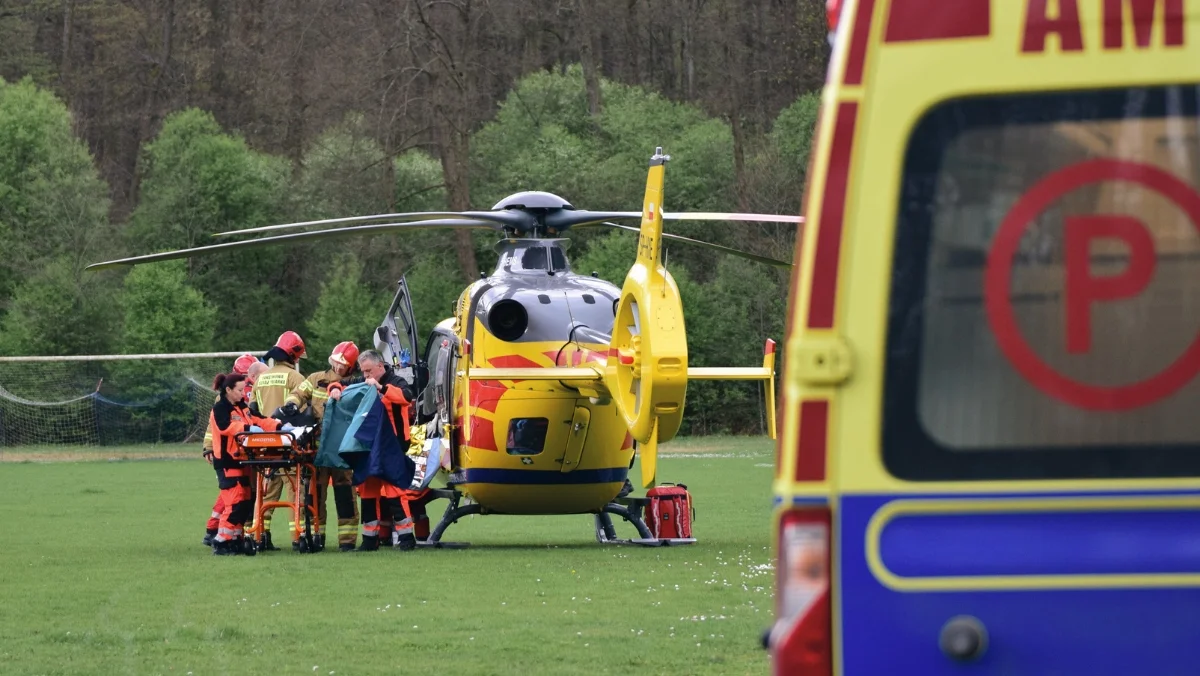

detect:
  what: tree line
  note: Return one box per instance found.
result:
[0,1,827,435]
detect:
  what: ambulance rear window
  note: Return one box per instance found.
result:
[884,84,1200,481]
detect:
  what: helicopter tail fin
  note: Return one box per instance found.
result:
[634,147,669,268]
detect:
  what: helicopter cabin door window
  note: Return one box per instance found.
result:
[507,418,549,455]
[379,276,420,377]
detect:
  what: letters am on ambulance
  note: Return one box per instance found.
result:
[984,159,1200,412]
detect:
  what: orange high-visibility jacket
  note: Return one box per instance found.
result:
[210,397,279,479]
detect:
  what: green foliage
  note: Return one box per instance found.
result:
[745,90,822,215]
[128,107,290,350]
[471,66,735,213]
[0,76,114,315]
[0,67,813,436]
[297,113,392,219]
[120,261,217,354]
[305,253,390,367]
[129,108,286,251]
[395,150,449,212]
[570,231,637,286]
[678,257,786,436]
[108,261,219,437]
[405,256,471,346]
[771,91,822,180]
[0,257,118,356]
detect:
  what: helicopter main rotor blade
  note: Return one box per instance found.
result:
[86,218,495,271]
[594,222,793,269]
[210,210,526,238]
[545,210,803,229]
[662,211,803,223]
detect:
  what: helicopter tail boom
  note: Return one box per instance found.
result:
[465,338,778,443]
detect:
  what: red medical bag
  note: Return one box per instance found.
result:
[646,483,694,539]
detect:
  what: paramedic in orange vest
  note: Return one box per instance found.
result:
[248,331,307,551]
[209,372,280,556]
[328,349,418,551]
[280,340,361,552]
[203,353,258,547]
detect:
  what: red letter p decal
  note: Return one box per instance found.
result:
[1064,215,1156,354]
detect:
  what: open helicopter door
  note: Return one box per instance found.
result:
[376,275,425,390]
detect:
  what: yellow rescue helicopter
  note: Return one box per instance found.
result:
[88,147,800,545]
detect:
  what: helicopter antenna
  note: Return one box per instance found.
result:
[561,289,579,345]
[662,245,669,297]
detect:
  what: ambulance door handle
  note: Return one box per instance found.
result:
[790,335,853,386]
[939,615,988,662]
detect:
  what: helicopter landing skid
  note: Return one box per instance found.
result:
[424,488,474,548]
[422,488,695,547]
[594,497,696,546]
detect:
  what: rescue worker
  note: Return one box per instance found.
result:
[203,354,258,547]
[246,361,268,397]
[209,372,281,556]
[280,340,361,552]
[328,349,418,552]
[247,331,307,552]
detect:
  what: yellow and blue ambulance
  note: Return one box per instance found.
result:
[769,0,1200,673]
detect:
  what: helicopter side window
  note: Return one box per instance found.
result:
[506,418,549,456]
[550,247,567,271]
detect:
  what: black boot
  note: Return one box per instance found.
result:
[317,534,326,551]
[212,539,238,556]
[338,542,355,552]
[259,532,280,552]
[393,533,417,551]
[356,535,379,551]
[203,530,217,547]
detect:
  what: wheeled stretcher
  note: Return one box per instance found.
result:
[237,425,322,553]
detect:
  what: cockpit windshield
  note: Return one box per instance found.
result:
[497,241,570,274]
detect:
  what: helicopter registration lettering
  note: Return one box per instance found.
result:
[1021,0,1185,53]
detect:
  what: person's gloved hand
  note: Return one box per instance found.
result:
[281,402,299,417]
[249,425,265,433]
[281,423,296,432]
[203,449,214,464]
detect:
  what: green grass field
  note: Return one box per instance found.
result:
[0,436,776,675]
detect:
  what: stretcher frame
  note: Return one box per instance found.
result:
[236,429,322,553]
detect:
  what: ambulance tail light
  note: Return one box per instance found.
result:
[770,507,832,676]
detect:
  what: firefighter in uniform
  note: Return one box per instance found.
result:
[203,354,258,547]
[210,372,281,556]
[328,349,419,552]
[280,340,361,552]
[248,331,307,551]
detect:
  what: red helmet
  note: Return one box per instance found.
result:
[275,331,306,360]
[329,341,360,370]
[232,354,257,375]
